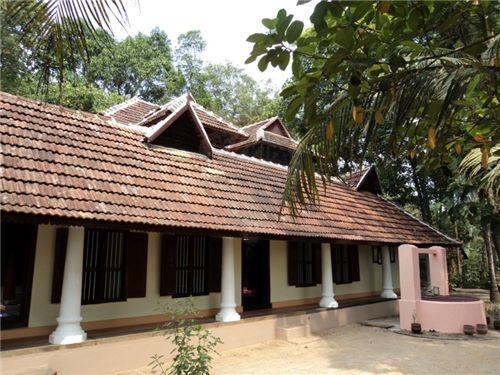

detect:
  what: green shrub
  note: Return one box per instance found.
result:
[149,298,222,375]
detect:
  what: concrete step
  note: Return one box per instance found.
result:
[276,323,311,341]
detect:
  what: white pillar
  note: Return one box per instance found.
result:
[49,226,87,345]
[319,243,338,308]
[380,246,397,299]
[215,237,241,322]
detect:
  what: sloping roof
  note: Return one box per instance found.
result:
[0,92,458,246]
[102,97,159,125]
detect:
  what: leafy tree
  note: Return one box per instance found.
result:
[87,28,182,102]
[175,30,207,91]
[3,0,131,89]
[247,1,499,299]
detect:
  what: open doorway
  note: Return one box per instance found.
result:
[1,222,38,329]
[241,239,271,311]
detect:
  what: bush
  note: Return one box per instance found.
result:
[149,298,222,375]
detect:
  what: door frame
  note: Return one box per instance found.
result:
[241,238,271,311]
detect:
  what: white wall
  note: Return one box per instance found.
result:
[269,240,400,304]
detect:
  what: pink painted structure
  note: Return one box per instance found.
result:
[398,244,486,333]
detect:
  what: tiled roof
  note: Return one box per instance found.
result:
[343,168,370,188]
[102,97,159,125]
[0,92,457,245]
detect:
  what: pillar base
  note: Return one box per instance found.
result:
[49,328,87,345]
[215,307,241,322]
[319,296,338,308]
[380,289,398,299]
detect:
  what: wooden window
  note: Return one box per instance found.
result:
[82,229,126,304]
[160,235,218,297]
[126,232,148,298]
[372,246,382,264]
[389,246,396,263]
[332,245,360,284]
[288,241,321,287]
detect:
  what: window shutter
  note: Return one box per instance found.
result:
[208,237,222,293]
[313,243,322,285]
[287,241,298,286]
[126,232,148,298]
[51,227,68,303]
[348,245,360,282]
[160,234,177,296]
[331,245,342,284]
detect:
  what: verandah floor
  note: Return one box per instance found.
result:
[1,296,389,353]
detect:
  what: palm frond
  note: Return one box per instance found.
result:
[5,0,133,90]
[459,145,500,201]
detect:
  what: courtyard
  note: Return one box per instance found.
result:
[210,324,500,375]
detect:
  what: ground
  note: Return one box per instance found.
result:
[120,324,500,375]
[212,325,499,374]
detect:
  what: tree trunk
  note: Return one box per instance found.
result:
[408,158,432,224]
[454,224,463,285]
[482,223,500,303]
[491,217,500,267]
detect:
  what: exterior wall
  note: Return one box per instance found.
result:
[28,225,242,328]
[26,225,398,330]
[269,241,400,306]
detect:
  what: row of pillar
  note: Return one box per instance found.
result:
[50,229,397,344]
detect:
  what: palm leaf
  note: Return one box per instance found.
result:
[4,0,133,90]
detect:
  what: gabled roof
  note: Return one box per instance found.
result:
[0,91,458,246]
[344,165,383,194]
[102,97,159,125]
[227,117,298,152]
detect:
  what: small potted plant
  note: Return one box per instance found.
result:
[411,311,421,334]
[486,304,500,330]
[476,324,488,335]
[463,324,475,335]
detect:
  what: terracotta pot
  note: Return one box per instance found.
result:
[494,320,500,330]
[476,324,488,335]
[463,324,475,335]
[411,323,421,334]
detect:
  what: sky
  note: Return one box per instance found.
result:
[112,0,316,91]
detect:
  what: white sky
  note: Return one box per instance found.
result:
[112,0,315,91]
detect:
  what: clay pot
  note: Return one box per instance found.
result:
[476,324,488,335]
[494,320,500,330]
[411,323,422,334]
[463,324,475,335]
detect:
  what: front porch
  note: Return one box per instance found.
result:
[1,297,398,374]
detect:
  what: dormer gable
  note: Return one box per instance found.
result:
[145,99,212,158]
[261,117,292,138]
[351,165,383,195]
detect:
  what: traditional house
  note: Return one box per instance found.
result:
[0,91,458,350]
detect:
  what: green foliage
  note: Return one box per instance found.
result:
[150,299,222,375]
[247,1,499,214]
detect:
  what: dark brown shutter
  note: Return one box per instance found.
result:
[51,227,68,303]
[348,245,360,282]
[160,234,177,296]
[287,241,298,286]
[208,237,222,293]
[126,232,148,298]
[313,243,322,285]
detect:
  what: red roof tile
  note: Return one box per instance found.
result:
[0,92,457,245]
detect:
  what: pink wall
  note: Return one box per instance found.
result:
[398,245,486,334]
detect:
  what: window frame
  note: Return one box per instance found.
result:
[172,235,210,298]
[81,228,127,305]
[295,242,316,287]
